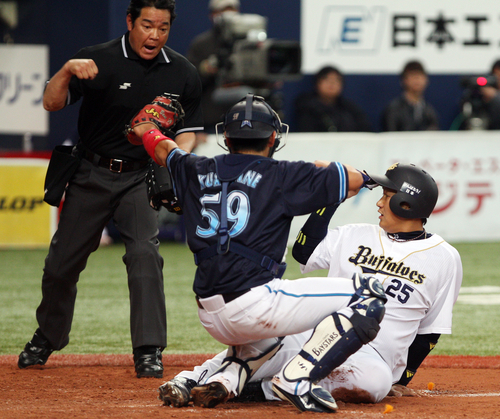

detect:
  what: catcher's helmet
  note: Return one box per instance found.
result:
[223,94,284,137]
[215,94,289,155]
[369,163,438,219]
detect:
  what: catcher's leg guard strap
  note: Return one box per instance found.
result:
[349,310,381,344]
[348,274,387,342]
[211,339,283,395]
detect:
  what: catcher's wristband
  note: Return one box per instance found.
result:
[142,128,170,165]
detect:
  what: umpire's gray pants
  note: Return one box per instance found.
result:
[36,158,166,350]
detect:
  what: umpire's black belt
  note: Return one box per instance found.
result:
[196,289,251,310]
[84,150,148,173]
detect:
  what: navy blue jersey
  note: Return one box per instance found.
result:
[167,149,349,298]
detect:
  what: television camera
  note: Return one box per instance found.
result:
[460,75,498,130]
[210,12,302,110]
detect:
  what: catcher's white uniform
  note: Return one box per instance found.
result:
[177,223,462,403]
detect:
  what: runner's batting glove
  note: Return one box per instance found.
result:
[360,170,378,190]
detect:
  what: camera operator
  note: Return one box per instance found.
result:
[459,60,500,130]
[187,0,301,143]
[479,60,500,129]
[187,0,240,141]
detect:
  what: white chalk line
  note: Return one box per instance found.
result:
[420,390,500,397]
[457,286,500,305]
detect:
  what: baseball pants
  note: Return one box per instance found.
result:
[35,158,166,350]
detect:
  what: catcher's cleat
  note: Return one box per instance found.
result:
[232,380,267,403]
[191,382,230,408]
[18,329,54,369]
[158,377,197,407]
[272,383,338,413]
[133,346,163,378]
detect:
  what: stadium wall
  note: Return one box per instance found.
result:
[196,131,500,243]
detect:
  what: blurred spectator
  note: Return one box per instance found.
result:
[477,59,500,129]
[382,60,439,131]
[295,66,372,132]
[0,3,14,43]
[187,0,240,143]
[491,59,500,86]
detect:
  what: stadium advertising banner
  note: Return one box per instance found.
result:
[301,0,500,74]
[197,131,499,243]
[377,132,500,242]
[0,44,49,135]
[0,158,57,248]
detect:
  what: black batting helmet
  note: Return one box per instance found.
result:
[369,163,438,219]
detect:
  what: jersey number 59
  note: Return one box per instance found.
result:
[196,191,250,238]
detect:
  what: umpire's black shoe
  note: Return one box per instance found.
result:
[133,346,163,378]
[18,329,54,369]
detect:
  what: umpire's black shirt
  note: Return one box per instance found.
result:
[67,32,203,161]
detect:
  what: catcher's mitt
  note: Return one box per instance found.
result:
[145,161,182,214]
[126,93,185,145]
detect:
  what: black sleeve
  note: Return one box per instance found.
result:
[396,333,440,386]
[355,109,372,132]
[382,101,400,132]
[486,94,500,130]
[295,93,326,132]
[292,203,339,265]
[423,103,440,130]
[340,97,372,132]
[178,61,203,131]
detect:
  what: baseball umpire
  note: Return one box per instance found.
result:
[18,0,203,379]
[160,163,463,405]
[128,93,386,412]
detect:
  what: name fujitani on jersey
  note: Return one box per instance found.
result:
[348,245,426,284]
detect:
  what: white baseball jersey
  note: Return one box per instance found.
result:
[302,223,463,383]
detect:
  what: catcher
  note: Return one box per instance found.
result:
[127,94,387,413]
[18,0,203,380]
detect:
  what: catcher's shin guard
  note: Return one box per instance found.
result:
[282,275,386,384]
[209,338,283,396]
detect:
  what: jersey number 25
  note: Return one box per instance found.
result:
[385,279,415,304]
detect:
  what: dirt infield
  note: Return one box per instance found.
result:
[2,354,500,418]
